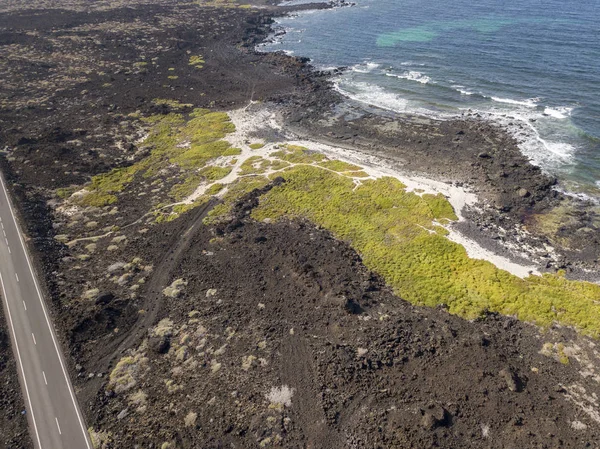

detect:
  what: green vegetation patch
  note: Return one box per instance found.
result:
[169,173,204,201]
[56,186,77,199]
[199,165,232,181]
[206,183,225,195]
[249,165,600,337]
[174,140,233,169]
[269,159,291,171]
[155,198,210,223]
[318,160,362,172]
[69,108,236,207]
[249,142,265,150]
[189,55,205,69]
[204,176,270,225]
[240,156,269,175]
[421,193,458,222]
[74,165,137,207]
[223,147,242,156]
[343,170,370,178]
[271,144,326,164]
[152,98,193,110]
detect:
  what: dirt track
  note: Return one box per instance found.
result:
[86,187,600,448]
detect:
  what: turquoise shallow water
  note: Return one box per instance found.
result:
[262,0,600,198]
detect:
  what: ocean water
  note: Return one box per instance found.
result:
[261,0,600,198]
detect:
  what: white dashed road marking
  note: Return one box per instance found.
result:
[0,172,93,449]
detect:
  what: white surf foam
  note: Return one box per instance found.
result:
[490,96,540,108]
[334,80,410,112]
[481,108,577,168]
[337,74,579,179]
[400,61,426,66]
[453,85,474,95]
[544,107,573,119]
[386,70,431,84]
[351,62,380,73]
[555,185,600,205]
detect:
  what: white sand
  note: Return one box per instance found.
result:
[192,105,541,278]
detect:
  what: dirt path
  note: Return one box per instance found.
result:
[96,200,216,372]
[84,197,600,448]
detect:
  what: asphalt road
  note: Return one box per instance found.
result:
[0,173,92,449]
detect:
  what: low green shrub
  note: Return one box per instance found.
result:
[251,165,600,337]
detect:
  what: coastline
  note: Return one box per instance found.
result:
[261,0,600,280]
[261,0,600,201]
[229,103,541,278]
[262,18,600,280]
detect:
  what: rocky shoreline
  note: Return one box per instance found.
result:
[0,0,599,447]
[260,1,599,279]
[281,79,600,281]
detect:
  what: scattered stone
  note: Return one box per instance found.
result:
[420,405,450,429]
[184,411,198,427]
[107,262,126,273]
[83,288,100,300]
[149,336,171,354]
[95,291,115,305]
[499,367,523,392]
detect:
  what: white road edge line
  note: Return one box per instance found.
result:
[0,173,92,449]
[42,371,48,385]
[55,417,62,435]
[0,270,44,449]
